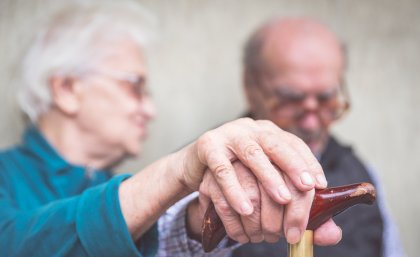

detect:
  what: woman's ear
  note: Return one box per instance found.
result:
[49,76,81,116]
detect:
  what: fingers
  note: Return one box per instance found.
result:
[197,133,254,216]
[233,140,292,204]
[199,162,267,244]
[286,134,327,189]
[313,218,342,246]
[259,181,284,243]
[233,162,264,243]
[255,120,326,190]
[203,118,325,208]
[282,175,314,244]
[194,117,327,235]
[199,171,249,243]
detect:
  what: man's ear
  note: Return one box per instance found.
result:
[242,71,257,107]
[49,76,82,116]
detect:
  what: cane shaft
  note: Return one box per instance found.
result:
[288,230,313,257]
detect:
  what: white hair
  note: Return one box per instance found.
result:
[18,0,157,122]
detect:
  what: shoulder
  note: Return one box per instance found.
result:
[0,145,22,192]
[322,136,375,184]
[0,144,27,176]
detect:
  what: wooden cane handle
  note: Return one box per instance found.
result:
[202,182,376,252]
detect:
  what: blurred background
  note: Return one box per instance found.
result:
[0,0,419,256]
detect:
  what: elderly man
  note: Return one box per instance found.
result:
[0,3,341,257]
[232,17,405,257]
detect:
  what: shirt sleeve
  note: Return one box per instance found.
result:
[156,192,236,257]
[0,173,158,257]
[366,165,407,257]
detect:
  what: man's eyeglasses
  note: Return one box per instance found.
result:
[260,83,350,120]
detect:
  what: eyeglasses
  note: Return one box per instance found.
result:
[260,83,350,120]
[83,69,149,99]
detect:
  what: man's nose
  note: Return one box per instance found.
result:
[302,95,320,111]
[298,96,322,130]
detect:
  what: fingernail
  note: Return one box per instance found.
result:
[316,174,328,188]
[278,185,292,201]
[286,227,302,244]
[300,172,315,187]
[241,201,253,215]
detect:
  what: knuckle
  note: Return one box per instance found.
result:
[262,140,279,156]
[225,224,246,241]
[213,164,232,180]
[244,222,262,238]
[248,191,261,208]
[287,205,308,222]
[290,203,306,217]
[197,131,215,149]
[241,212,263,238]
[215,200,234,217]
[256,130,281,153]
[243,144,263,161]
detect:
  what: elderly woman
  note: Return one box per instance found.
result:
[0,1,341,257]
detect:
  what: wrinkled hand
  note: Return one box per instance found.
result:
[197,161,341,245]
[180,118,333,243]
[182,118,327,211]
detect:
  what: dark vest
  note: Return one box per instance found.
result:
[232,136,384,257]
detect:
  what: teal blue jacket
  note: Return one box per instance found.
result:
[0,127,158,256]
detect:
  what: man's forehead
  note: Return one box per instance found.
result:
[261,38,344,85]
[259,20,344,74]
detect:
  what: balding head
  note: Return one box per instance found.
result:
[242,17,349,155]
[244,17,345,83]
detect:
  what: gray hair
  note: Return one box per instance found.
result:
[243,28,266,79]
[18,0,156,122]
[242,18,276,84]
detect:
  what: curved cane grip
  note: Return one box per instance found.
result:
[202,182,376,252]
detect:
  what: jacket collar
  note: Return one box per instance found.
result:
[22,125,74,173]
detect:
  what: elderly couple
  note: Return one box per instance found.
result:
[0,1,404,257]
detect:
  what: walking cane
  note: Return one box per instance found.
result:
[202,183,376,257]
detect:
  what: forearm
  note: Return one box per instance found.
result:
[119,149,196,240]
[0,175,143,257]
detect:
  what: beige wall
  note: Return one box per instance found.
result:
[0,0,419,256]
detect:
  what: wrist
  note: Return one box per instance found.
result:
[118,154,194,240]
[172,142,205,193]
